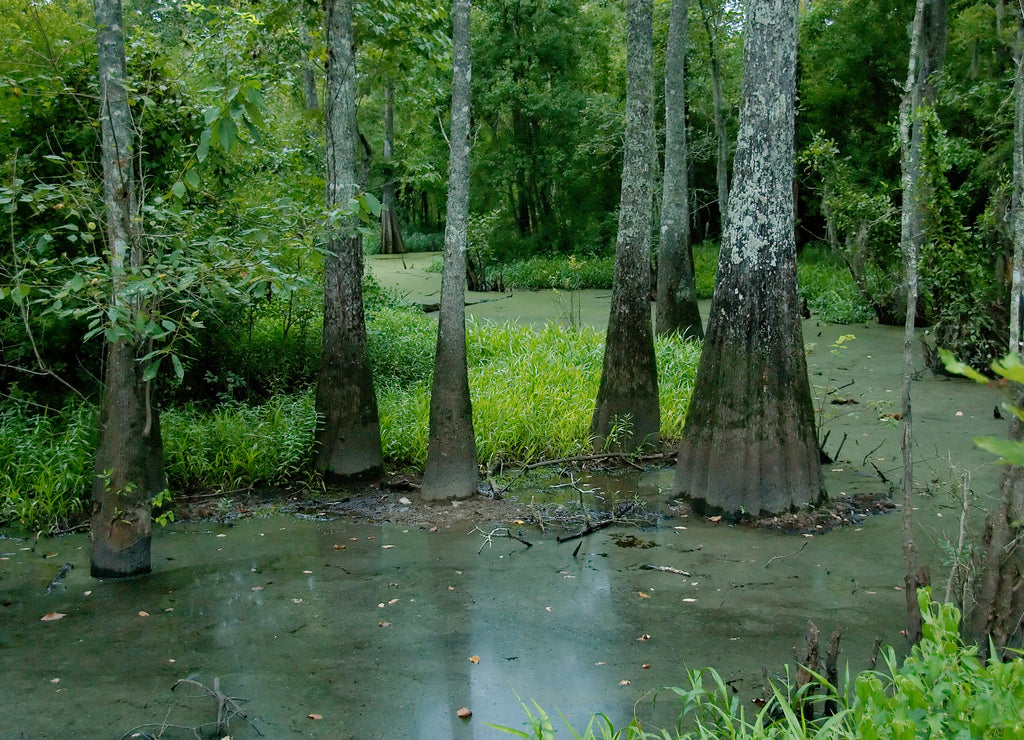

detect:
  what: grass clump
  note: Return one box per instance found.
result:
[378,320,701,468]
[0,402,94,533]
[493,592,1024,739]
[501,255,616,290]
[797,248,874,325]
[161,393,317,490]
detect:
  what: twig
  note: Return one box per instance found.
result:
[641,564,691,576]
[171,677,263,737]
[471,526,532,554]
[861,439,885,467]
[764,541,809,569]
[556,518,618,543]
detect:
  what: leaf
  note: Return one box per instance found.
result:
[456,707,472,719]
[197,128,212,162]
[184,168,200,189]
[991,353,1024,384]
[171,354,184,381]
[171,181,186,199]
[973,436,1024,467]
[468,655,480,664]
[637,591,650,599]
[142,359,161,382]
[307,713,323,720]
[40,612,66,622]
[218,117,237,154]
[938,347,988,384]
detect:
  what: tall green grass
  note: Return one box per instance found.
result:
[161,393,317,490]
[0,402,94,533]
[379,320,701,467]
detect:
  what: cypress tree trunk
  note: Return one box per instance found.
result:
[422,0,477,501]
[657,0,703,339]
[90,0,164,579]
[380,82,405,255]
[315,0,383,479]
[591,0,659,452]
[674,0,822,517]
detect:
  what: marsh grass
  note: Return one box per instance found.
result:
[1,315,701,531]
[161,393,317,490]
[379,320,701,468]
[0,402,94,533]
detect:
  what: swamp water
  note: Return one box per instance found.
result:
[0,255,1012,738]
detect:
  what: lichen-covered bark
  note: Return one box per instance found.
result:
[422,0,477,501]
[591,0,659,452]
[315,0,383,479]
[674,0,822,516]
[657,0,702,339]
[90,0,163,578]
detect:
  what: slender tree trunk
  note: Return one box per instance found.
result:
[657,0,703,339]
[898,0,929,645]
[315,0,383,479]
[90,0,163,579]
[590,0,659,452]
[674,0,822,517]
[300,23,320,111]
[700,0,730,238]
[1012,16,1024,353]
[380,81,405,254]
[422,0,477,501]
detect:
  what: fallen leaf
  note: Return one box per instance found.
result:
[637,634,650,641]
[398,497,412,505]
[513,519,525,525]
[379,621,391,627]
[637,591,650,599]
[708,515,722,523]
[302,570,312,574]
[447,586,455,591]
[378,603,386,608]
[138,611,150,617]
[333,544,346,550]
[50,678,60,684]
[252,586,264,591]
[456,707,472,719]
[292,598,303,604]
[367,536,376,541]
[682,598,697,603]
[40,612,66,622]
[595,661,606,666]
[468,655,480,664]
[619,680,631,686]
[388,598,399,605]
[308,713,323,720]
[545,606,552,612]
[382,545,396,549]
[83,591,92,596]
[429,526,439,532]
[642,664,651,669]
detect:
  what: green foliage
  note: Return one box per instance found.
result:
[161,393,317,490]
[495,592,1024,739]
[379,321,701,468]
[940,350,1024,466]
[0,401,93,533]
[400,231,445,252]
[501,255,615,290]
[797,248,875,325]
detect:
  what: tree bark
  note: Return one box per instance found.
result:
[656,0,703,339]
[898,0,929,646]
[1012,15,1024,353]
[590,0,659,453]
[380,81,405,254]
[674,0,822,517]
[90,0,163,578]
[315,0,383,479]
[422,0,477,501]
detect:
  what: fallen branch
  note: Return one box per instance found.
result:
[171,677,263,737]
[764,541,808,569]
[471,526,533,554]
[641,564,691,576]
[556,518,618,543]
